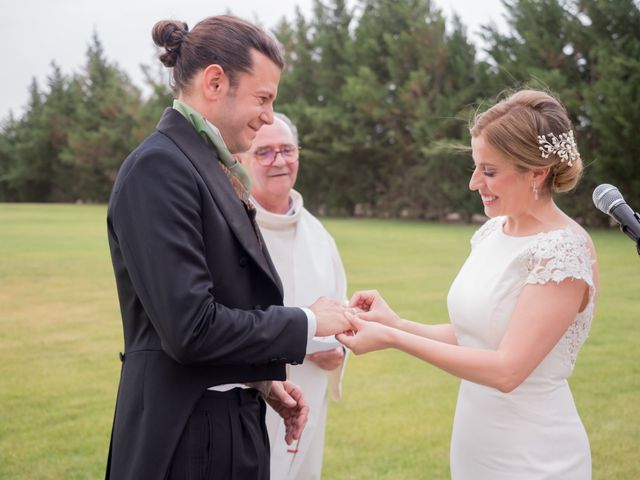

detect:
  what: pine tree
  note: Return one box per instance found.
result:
[60,32,144,201]
[578,0,640,215]
[138,53,174,140]
[0,79,53,201]
[479,0,640,222]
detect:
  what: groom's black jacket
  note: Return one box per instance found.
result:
[105,108,307,480]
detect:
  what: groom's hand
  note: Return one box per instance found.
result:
[310,297,350,336]
[267,381,309,445]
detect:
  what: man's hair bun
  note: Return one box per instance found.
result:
[151,20,189,67]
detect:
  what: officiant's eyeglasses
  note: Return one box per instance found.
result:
[253,145,300,166]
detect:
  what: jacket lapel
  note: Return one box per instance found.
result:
[156,108,283,294]
[255,222,284,293]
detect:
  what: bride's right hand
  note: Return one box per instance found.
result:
[349,290,400,328]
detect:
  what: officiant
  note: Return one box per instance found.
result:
[237,112,348,480]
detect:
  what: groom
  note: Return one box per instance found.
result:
[105,15,349,480]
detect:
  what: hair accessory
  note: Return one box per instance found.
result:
[537,130,580,167]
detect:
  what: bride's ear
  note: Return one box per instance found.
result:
[532,167,551,185]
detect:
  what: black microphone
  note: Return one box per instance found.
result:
[592,184,640,253]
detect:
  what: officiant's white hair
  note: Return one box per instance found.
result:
[273,112,299,146]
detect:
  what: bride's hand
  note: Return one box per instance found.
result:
[349,290,400,328]
[337,312,395,355]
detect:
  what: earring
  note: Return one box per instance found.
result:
[532,182,539,201]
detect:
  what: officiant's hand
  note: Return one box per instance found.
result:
[349,290,400,328]
[307,346,345,371]
[267,381,309,445]
[337,311,394,355]
[310,297,351,336]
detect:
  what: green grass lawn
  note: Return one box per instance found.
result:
[1,204,638,479]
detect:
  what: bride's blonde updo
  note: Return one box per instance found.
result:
[471,90,583,194]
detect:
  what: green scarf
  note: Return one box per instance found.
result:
[172,99,252,199]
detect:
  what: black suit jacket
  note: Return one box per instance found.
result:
[105,108,308,480]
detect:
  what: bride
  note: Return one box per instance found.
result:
[338,89,598,479]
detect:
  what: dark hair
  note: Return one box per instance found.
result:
[151,15,284,93]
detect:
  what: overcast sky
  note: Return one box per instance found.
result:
[1,0,507,121]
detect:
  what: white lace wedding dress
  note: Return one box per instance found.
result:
[447,216,595,479]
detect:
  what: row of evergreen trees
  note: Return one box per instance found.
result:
[0,38,172,203]
[1,0,638,224]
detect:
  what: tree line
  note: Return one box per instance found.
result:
[1,0,638,224]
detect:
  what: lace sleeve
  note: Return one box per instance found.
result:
[525,229,594,287]
[524,229,596,366]
[470,216,503,249]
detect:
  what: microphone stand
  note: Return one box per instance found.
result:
[619,210,640,256]
[633,212,640,256]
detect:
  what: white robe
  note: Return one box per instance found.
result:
[255,190,347,480]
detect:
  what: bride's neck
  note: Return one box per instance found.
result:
[504,198,566,236]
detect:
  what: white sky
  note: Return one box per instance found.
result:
[0,0,506,120]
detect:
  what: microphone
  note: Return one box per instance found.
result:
[592,184,640,252]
